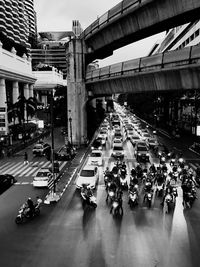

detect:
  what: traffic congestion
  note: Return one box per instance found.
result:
[77,102,199,216]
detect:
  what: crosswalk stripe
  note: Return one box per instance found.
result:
[25,167,38,177]
[31,162,52,177]
[13,164,34,176]
[60,162,67,170]
[25,161,49,176]
[2,162,24,175]
[189,163,197,170]
[0,162,12,169]
[19,166,35,177]
[1,162,17,172]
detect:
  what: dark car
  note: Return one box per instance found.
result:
[154,144,169,158]
[0,174,16,193]
[134,144,150,162]
[55,146,76,161]
[91,138,102,150]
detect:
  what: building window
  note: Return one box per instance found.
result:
[195,29,200,38]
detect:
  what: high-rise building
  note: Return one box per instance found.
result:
[72,20,83,37]
[0,0,37,55]
[149,20,200,55]
[31,31,75,79]
[0,0,36,140]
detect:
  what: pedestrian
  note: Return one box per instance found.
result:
[24,152,29,165]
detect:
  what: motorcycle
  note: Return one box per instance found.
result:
[81,190,97,208]
[128,190,138,208]
[160,155,166,165]
[110,198,123,216]
[15,198,42,224]
[170,158,176,166]
[183,191,196,209]
[143,191,152,208]
[120,175,128,190]
[155,181,164,197]
[163,193,173,213]
[106,187,116,203]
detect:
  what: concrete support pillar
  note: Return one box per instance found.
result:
[29,84,34,98]
[67,38,87,145]
[24,83,29,99]
[24,83,29,122]
[0,78,8,134]
[13,81,19,103]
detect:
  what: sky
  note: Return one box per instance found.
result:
[34,0,166,67]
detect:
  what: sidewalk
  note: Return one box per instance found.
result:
[44,145,90,204]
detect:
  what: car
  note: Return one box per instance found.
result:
[96,135,106,146]
[55,146,75,161]
[126,129,135,140]
[0,174,16,193]
[76,165,99,189]
[87,150,103,166]
[111,144,125,159]
[32,142,51,157]
[91,138,102,150]
[134,144,150,162]
[113,138,123,147]
[141,133,152,141]
[98,130,108,140]
[130,135,140,146]
[33,168,53,188]
[154,144,169,158]
[147,138,159,149]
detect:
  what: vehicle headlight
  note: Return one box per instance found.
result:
[91,146,94,150]
[146,153,149,156]
[138,153,141,156]
[161,157,165,161]
[158,152,161,156]
[179,158,184,163]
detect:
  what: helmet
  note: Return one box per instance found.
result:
[28,197,32,200]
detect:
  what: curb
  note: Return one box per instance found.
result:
[44,148,90,204]
[189,147,200,157]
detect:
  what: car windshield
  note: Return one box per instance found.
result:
[34,144,43,149]
[100,131,106,134]
[149,139,156,143]
[90,152,101,157]
[113,146,123,151]
[36,171,49,177]
[138,146,148,152]
[132,136,140,140]
[80,170,95,177]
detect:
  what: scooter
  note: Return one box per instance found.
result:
[15,198,42,224]
[120,175,128,190]
[81,190,97,208]
[155,182,164,197]
[110,198,123,216]
[143,191,152,208]
[163,193,173,213]
[128,190,138,208]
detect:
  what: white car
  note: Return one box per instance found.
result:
[87,150,103,166]
[130,135,140,146]
[113,138,123,147]
[111,144,125,159]
[76,165,99,189]
[33,168,52,188]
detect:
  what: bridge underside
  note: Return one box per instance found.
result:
[84,0,200,62]
[86,65,200,96]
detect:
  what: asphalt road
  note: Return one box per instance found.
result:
[0,127,200,267]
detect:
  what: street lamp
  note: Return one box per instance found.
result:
[69,117,73,146]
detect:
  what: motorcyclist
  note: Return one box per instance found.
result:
[136,164,143,178]
[131,168,137,177]
[161,163,168,173]
[27,197,35,217]
[149,163,156,174]
[160,185,173,206]
[81,184,93,200]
